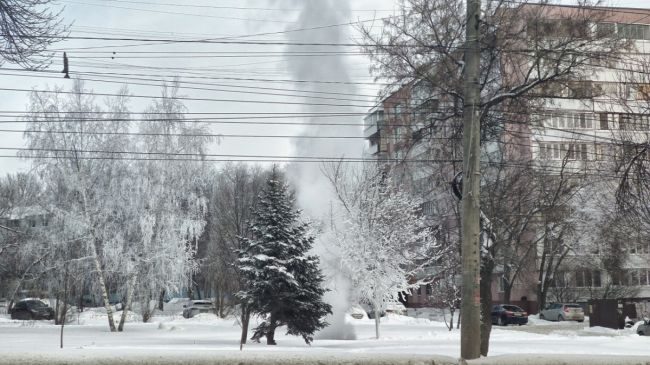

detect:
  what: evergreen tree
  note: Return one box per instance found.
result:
[237,168,331,345]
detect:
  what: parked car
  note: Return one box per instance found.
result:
[347,306,367,320]
[638,319,650,336]
[182,300,215,318]
[539,303,585,322]
[385,300,407,315]
[9,298,55,320]
[491,304,528,326]
[363,300,407,319]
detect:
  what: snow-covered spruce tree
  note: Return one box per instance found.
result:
[237,168,331,346]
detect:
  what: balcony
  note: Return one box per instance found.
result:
[364,123,378,139]
[364,109,384,139]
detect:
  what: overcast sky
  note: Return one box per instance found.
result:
[1,0,649,176]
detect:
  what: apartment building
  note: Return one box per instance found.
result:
[515,5,650,304]
[364,4,650,310]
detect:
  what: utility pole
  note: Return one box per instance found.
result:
[460,0,482,360]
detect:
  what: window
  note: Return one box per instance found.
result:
[498,276,507,292]
[596,22,616,37]
[394,103,402,117]
[622,84,636,100]
[599,113,609,130]
[593,82,619,97]
[421,201,436,216]
[630,270,640,286]
[567,81,593,98]
[546,113,593,129]
[575,271,586,287]
[617,23,650,40]
[593,271,602,288]
[637,84,650,100]
[619,114,632,130]
[575,270,599,288]
[595,144,606,160]
[540,143,590,160]
[426,284,432,295]
[617,114,650,131]
[553,272,568,287]
[394,126,403,141]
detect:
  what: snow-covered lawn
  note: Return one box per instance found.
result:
[0,310,648,364]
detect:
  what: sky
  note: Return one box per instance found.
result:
[0,0,395,176]
[1,0,650,177]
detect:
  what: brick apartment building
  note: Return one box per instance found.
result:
[364,3,650,312]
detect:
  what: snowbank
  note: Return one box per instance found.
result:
[0,352,455,365]
[1,312,649,364]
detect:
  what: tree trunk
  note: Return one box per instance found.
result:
[158,289,165,311]
[118,272,137,331]
[480,258,495,357]
[78,178,116,332]
[449,307,455,331]
[239,305,250,350]
[503,282,512,304]
[373,302,381,339]
[54,296,61,325]
[92,246,116,332]
[60,264,69,348]
[267,314,277,345]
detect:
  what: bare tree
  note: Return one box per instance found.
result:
[0,0,69,68]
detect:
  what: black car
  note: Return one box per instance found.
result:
[10,299,55,320]
[491,304,528,326]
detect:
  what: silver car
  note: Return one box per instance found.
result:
[539,303,585,322]
[182,300,215,318]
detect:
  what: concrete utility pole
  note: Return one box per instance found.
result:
[460,0,482,360]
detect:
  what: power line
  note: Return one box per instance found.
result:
[66,0,396,13]
[0,147,461,163]
[0,87,374,108]
[62,0,296,23]
[4,129,377,140]
[0,71,378,103]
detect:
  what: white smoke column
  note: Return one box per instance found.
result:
[281,0,364,340]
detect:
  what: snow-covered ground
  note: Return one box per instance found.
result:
[0,310,648,365]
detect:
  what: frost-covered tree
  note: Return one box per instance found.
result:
[23,80,132,332]
[109,83,211,329]
[324,163,435,339]
[21,81,210,331]
[237,168,331,346]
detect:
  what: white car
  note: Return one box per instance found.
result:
[539,303,585,322]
